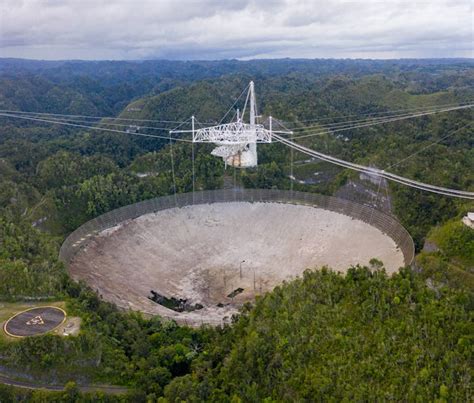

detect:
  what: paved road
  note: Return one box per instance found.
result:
[0,372,129,395]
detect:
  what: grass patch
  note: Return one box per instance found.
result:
[416,252,474,290]
[427,220,474,268]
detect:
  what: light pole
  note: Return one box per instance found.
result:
[240,260,246,279]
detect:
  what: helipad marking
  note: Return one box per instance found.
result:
[26,316,45,326]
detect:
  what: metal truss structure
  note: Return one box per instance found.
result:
[172,81,292,168]
[193,121,273,144]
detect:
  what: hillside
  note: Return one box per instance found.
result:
[0,58,472,401]
[163,267,473,402]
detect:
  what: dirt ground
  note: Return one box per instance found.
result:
[69,202,405,326]
[55,317,81,337]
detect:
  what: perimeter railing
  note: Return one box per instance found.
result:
[59,189,415,266]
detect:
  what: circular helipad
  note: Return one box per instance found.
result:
[3,307,66,337]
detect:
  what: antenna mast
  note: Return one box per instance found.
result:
[249,81,257,166]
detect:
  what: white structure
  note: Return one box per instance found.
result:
[462,212,474,228]
[194,81,266,168]
[173,81,291,168]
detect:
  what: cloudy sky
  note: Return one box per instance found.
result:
[0,0,472,60]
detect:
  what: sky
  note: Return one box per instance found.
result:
[0,0,472,61]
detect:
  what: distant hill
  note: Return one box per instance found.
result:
[1,58,473,115]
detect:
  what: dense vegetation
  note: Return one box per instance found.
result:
[164,267,473,402]
[0,58,472,401]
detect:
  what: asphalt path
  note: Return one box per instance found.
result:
[0,372,129,395]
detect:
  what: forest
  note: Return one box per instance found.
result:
[0,58,472,402]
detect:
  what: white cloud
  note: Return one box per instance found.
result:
[0,0,472,60]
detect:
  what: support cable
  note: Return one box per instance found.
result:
[167,118,193,205]
[218,83,250,124]
[169,133,177,206]
[0,109,195,124]
[233,164,237,199]
[273,133,474,199]
[385,123,473,170]
[288,103,473,132]
[0,112,193,142]
[290,130,294,194]
[273,117,474,198]
[288,105,473,139]
[191,116,196,204]
[240,89,251,123]
[5,115,186,132]
[369,177,383,224]
[282,100,474,125]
